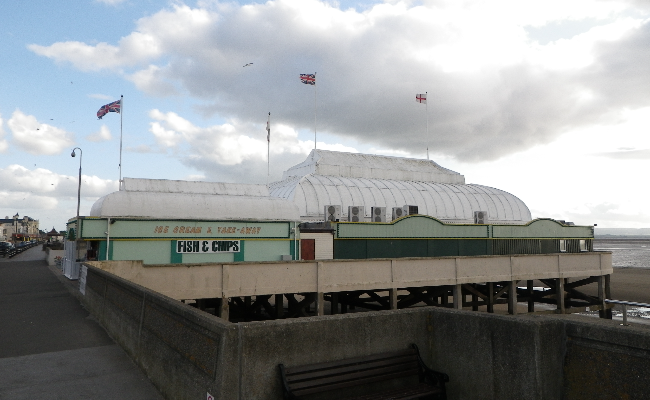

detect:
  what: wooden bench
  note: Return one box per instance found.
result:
[279,344,449,400]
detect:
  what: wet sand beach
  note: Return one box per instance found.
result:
[598,267,650,304]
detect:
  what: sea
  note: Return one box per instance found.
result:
[593,238,650,269]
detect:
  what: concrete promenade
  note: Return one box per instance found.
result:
[0,247,163,400]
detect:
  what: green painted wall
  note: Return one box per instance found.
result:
[181,252,235,263]
[80,218,108,239]
[244,240,292,262]
[335,216,593,240]
[234,240,245,262]
[111,241,171,264]
[98,241,108,261]
[493,219,593,238]
[170,241,182,263]
[336,216,489,239]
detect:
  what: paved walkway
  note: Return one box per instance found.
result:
[0,247,164,400]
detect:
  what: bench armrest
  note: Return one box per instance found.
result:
[279,364,301,400]
[411,344,449,389]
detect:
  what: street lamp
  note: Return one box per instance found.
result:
[71,147,82,236]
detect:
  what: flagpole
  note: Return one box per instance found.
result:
[119,95,124,186]
[426,91,429,160]
[314,72,317,149]
[267,112,270,185]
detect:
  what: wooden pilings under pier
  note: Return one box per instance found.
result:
[195,275,613,322]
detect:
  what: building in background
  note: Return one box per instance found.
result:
[0,213,39,241]
[70,151,591,264]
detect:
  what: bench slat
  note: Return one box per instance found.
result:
[289,360,419,391]
[279,344,447,400]
[286,354,419,383]
[293,368,419,397]
[285,348,416,375]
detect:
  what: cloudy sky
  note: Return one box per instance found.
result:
[1,0,649,231]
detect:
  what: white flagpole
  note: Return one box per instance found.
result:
[267,112,270,184]
[119,94,123,185]
[426,91,429,160]
[314,72,317,149]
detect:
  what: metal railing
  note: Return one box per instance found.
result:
[605,299,650,326]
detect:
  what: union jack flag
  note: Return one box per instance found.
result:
[416,93,427,104]
[300,74,316,85]
[97,99,121,119]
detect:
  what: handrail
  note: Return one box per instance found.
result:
[605,299,650,308]
[605,299,650,326]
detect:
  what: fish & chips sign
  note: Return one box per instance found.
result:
[177,240,240,253]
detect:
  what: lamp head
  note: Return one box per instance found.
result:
[71,150,76,157]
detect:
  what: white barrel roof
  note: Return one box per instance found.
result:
[269,174,531,224]
[283,149,465,184]
[90,180,299,221]
[88,152,530,224]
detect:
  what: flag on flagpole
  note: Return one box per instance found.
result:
[416,93,427,104]
[97,99,122,119]
[300,74,316,85]
[266,112,270,142]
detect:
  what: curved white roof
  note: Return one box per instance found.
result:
[88,152,530,224]
[283,150,465,184]
[120,177,269,196]
[90,180,299,221]
[269,174,531,224]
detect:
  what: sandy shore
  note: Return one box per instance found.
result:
[580,267,650,304]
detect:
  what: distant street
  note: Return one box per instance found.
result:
[0,243,47,263]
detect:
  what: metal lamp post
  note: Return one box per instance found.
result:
[71,147,82,237]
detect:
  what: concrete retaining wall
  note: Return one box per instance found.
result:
[79,263,650,400]
[46,248,64,266]
[563,316,650,399]
[81,265,240,400]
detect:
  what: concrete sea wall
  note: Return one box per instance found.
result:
[79,264,650,400]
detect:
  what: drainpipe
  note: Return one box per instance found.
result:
[294,221,298,260]
[105,218,111,261]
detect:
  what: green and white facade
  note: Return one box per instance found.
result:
[69,217,298,264]
[70,151,595,265]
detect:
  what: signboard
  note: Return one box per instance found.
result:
[80,218,291,239]
[176,240,240,254]
[79,265,87,295]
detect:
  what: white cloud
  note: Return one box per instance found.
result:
[0,190,59,211]
[96,0,127,5]
[147,109,359,181]
[127,65,178,96]
[0,164,117,229]
[30,0,650,165]
[86,125,113,142]
[0,164,117,198]
[150,109,271,165]
[27,4,212,72]
[29,1,650,164]
[0,114,8,153]
[8,110,74,155]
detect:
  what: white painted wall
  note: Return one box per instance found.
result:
[300,232,333,260]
